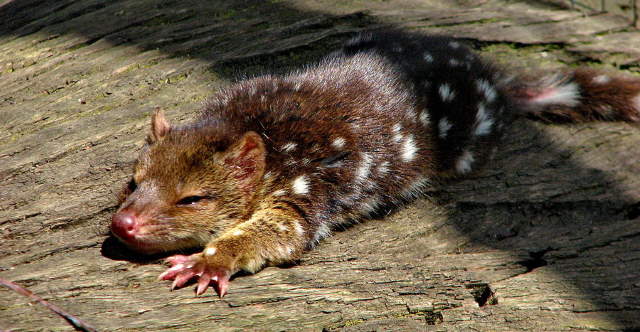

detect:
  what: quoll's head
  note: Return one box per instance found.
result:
[111,109,266,254]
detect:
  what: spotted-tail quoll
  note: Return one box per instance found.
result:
[111,30,640,297]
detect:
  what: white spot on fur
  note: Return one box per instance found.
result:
[359,196,381,216]
[272,189,287,197]
[449,41,460,48]
[456,150,475,174]
[475,118,494,136]
[277,223,288,232]
[593,75,610,84]
[475,103,494,136]
[356,153,373,182]
[401,135,418,162]
[312,223,331,243]
[400,176,429,200]
[277,246,293,258]
[205,247,217,256]
[476,79,497,103]
[332,137,346,149]
[232,229,244,236]
[293,81,303,91]
[419,110,430,126]
[263,171,273,179]
[364,178,377,190]
[423,52,434,63]
[293,221,305,236]
[292,175,310,195]
[282,142,297,152]
[392,123,403,143]
[439,118,452,138]
[530,82,580,107]
[439,83,455,102]
[407,109,417,123]
[378,161,390,175]
[449,58,460,66]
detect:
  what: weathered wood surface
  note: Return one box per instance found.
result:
[1,0,639,330]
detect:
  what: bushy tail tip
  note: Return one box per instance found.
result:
[507,68,640,123]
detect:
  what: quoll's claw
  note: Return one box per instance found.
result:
[211,270,231,298]
[196,272,212,296]
[159,253,233,298]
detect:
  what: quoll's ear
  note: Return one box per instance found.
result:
[148,108,171,143]
[224,131,266,195]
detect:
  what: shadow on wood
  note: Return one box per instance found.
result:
[0,0,639,330]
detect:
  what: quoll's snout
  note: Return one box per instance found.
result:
[111,211,139,241]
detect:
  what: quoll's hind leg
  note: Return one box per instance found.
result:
[159,206,309,297]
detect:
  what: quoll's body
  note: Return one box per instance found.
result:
[111,30,640,296]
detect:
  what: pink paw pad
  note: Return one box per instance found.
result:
[158,254,232,297]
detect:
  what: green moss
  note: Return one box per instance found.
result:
[165,72,189,84]
[191,95,208,102]
[343,319,365,326]
[325,318,366,330]
[214,8,238,20]
[67,41,91,51]
[119,63,141,74]
[141,58,160,69]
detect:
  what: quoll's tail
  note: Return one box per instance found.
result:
[507,68,640,123]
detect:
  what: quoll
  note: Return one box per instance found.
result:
[111,30,640,297]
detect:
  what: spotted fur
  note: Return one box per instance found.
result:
[112,30,640,297]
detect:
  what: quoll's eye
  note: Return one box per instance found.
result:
[118,178,138,204]
[176,195,210,206]
[127,179,137,192]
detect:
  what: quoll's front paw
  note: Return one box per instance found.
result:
[158,250,234,297]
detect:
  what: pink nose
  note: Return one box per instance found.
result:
[111,211,139,241]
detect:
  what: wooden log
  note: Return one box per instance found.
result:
[1,0,639,330]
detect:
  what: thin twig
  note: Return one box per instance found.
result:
[0,277,97,332]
